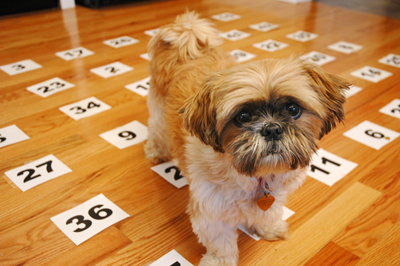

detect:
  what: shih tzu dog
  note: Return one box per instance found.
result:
[144,11,350,266]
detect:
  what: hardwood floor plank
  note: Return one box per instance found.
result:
[303,242,359,266]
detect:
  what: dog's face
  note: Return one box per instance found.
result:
[181,57,350,176]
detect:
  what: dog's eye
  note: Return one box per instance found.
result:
[285,103,302,120]
[235,111,252,124]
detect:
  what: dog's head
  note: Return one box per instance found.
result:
[180,57,350,176]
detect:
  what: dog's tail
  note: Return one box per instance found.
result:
[148,11,223,61]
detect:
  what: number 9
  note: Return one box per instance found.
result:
[118,131,136,140]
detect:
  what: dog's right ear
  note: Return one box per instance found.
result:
[179,77,224,153]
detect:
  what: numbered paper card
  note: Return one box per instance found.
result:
[56,47,94,61]
[90,62,133,78]
[27,77,75,98]
[103,36,139,48]
[253,40,289,53]
[286,31,318,42]
[125,77,151,96]
[307,149,358,186]
[378,54,400,68]
[100,120,148,149]
[140,53,151,61]
[0,59,42,76]
[212,12,241,22]
[144,28,160,37]
[346,85,363,98]
[249,22,279,32]
[300,51,336,66]
[230,50,256,63]
[51,194,130,245]
[379,99,400,119]
[150,250,193,266]
[327,41,363,54]
[238,206,294,241]
[5,154,72,192]
[0,125,30,149]
[351,66,392,83]
[59,96,111,120]
[219,30,250,41]
[343,120,400,150]
[151,159,188,188]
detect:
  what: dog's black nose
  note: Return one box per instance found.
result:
[261,124,283,141]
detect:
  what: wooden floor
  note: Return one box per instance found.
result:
[1,0,400,265]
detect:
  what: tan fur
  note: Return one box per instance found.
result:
[144,11,350,266]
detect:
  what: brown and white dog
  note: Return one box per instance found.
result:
[144,11,349,266]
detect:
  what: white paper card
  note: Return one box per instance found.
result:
[350,66,392,83]
[27,77,75,98]
[300,51,336,66]
[104,36,139,48]
[230,50,256,63]
[253,40,289,52]
[307,149,358,186]
[379,99,400,119]
[0,125,30,148]
[51,194,130,245]
[327,41,363,54]
[151,159,188,188]
[90,62,133,78]
[150,250,193,266]
[125,77,151,96]
[238,206,294,241]
[5,154,72,192]
[249,22,279,32]
[286,31,318,42]
[144,28,160,37]
[212,13,241,22]
[346,85,362,98]
[100,121,148,149]
[219,30,250,41]
[378,54,400,68]
[0,59,42,76]
[59,96,111,120]
[140,53,151,61]
[55,47,94,61]
[343,120,400,150]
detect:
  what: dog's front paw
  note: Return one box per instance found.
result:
[198,253,237,266]
[254,219,289,241]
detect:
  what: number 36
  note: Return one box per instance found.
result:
[66,205,113,233]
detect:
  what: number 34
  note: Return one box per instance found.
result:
[66,205,113,233]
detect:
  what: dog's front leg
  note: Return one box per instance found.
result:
[191,216,239,266]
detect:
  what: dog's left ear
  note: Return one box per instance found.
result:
[179,76,224,153]
[302,61,351,139]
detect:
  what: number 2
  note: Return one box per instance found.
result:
[17,160,54,183]
[0,134,6,143]
[165,166,184,181]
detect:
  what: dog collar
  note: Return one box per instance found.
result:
[257,178,275,211]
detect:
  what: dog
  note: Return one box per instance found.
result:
[144,11,350,266]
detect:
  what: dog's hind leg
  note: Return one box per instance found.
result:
[144,86,172,164]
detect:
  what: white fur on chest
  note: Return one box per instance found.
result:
[182,136,306,228]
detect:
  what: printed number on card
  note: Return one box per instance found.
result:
[90,62,133,78]
[0,59,42,76]
[27,77,75,98]
[307,149,358,186]
[351,66,392,83]
[5,155,72,192]
[286,31,318,42]
[0,125,30,149]
[51,194,129,245]
[59,97,111,120]
[151,159,188,188]
[212,13,241,21]
[253,40,288,52]
[379,99,400,119]
[104,36,139,48]
[343,120,400,150]
[300,51,336,66]
[150,250,193,266]
[378,54,400,68]
[100,120,148,149]
[229,50,256,63]
[125,77,151,96]
[249,22,279,32]
[56,47,94,61]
